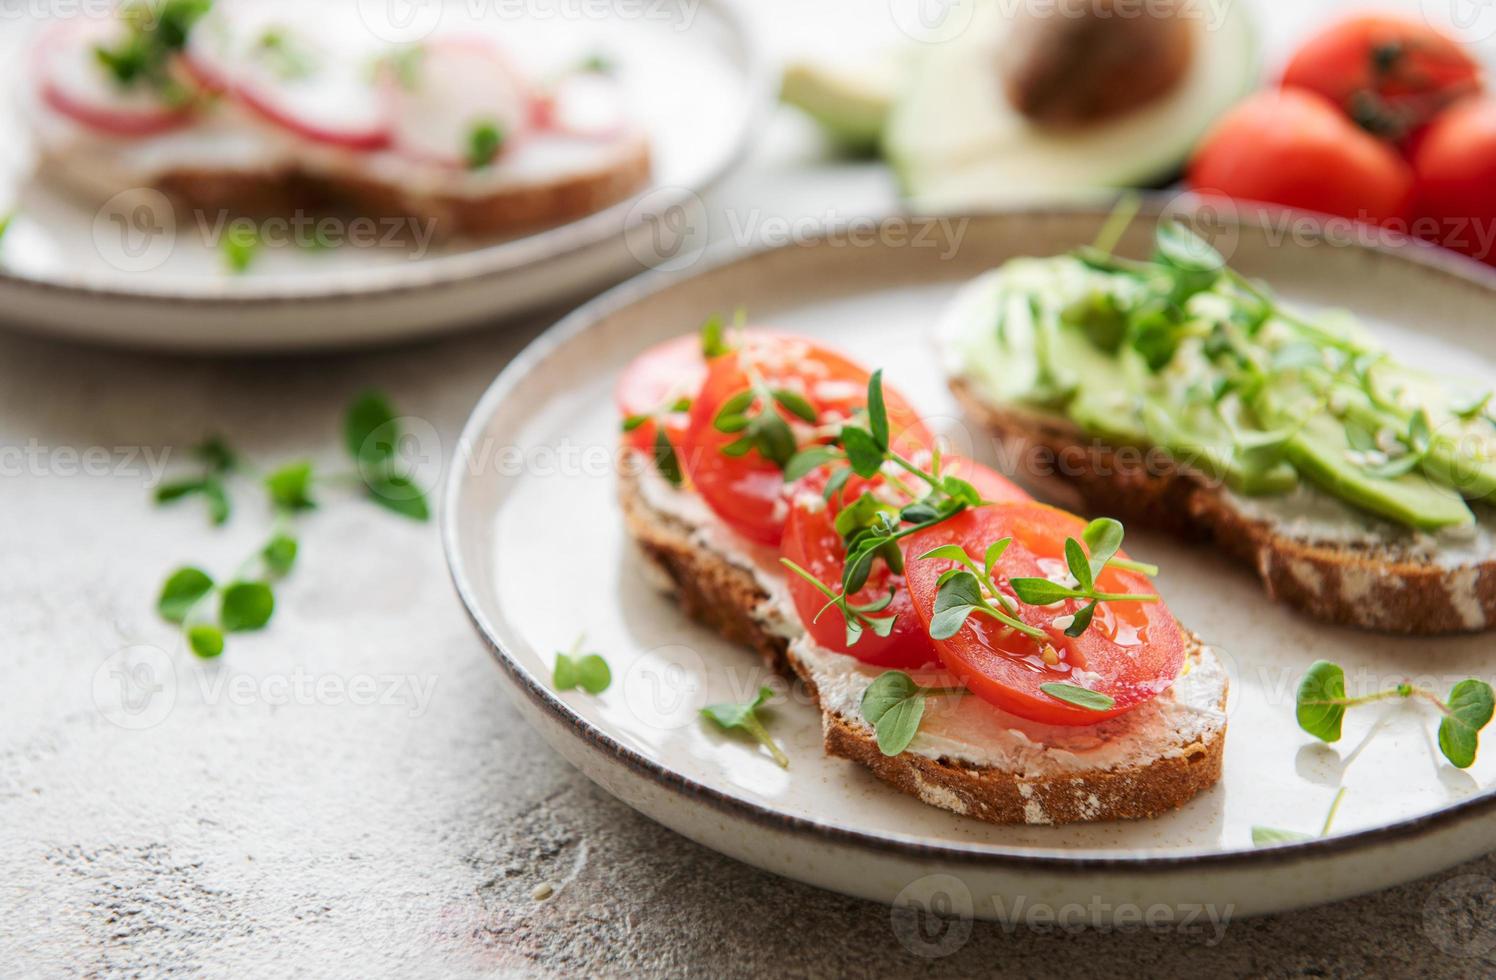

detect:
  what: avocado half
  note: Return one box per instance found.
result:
[877,0,1260,209]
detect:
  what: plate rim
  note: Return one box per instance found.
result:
[443,200,1496,872]
[0,0,770,306]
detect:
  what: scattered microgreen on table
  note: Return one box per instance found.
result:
[151,390,429,656]
[701,687,789,768]
[859,671,966,756]
[1296,660,1496,769]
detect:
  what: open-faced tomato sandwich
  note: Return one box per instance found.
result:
[25,0,650,238]
[616,323,1229,825]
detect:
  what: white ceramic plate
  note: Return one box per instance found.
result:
[444,206,1496,920]
[0,0,765,351]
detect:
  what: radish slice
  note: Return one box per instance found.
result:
[188,2,391,151]
[36,21,195,138]
[544,72,631,141]
[383,36,531,168]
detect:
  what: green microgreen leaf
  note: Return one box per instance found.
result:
[1081,518,1124,577]
[1438,679,1495,769]
[187,624,224,659]
[651,428,683,488]
[866,370,889,450]
[158,567,215,624]
[771,388,818,423]
[860,671,926,756]
[1155,219,1225,276]
[345,390,399,464]
[553,639,611,695]
[466,120,505,169]
[1296,660,1348,744]
[154,478,207,503]
[1064,537,1094,594]
[220,581,274,632]
[265,461,316,512]
[1039,683,1115,712]
[928,571,983,640]
[701,313,730,357]
[262,534,298,577]
[983,538,1011,580]
[621,414,650,433]
[701,686,788,768]
[364,473,430,521]
[1065,600,1098,638]
[222,222,260,274]
[839,426,885,478]
[784,446,839,482]
[1009,577,1080,606]
[192,436,236,473]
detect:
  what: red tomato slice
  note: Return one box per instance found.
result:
[780,458,1030,670]
[905,504,1185,727]
[616,335,707,454]
[681,332,933,546]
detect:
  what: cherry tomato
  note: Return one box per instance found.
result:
[616,335,707,454]
[1282,15,1481,144]
[1189,89,1414,226]
[905,504,1185,727]
[781,458,1030,670]
[681,333,932,545]
[1411,97,1496,267]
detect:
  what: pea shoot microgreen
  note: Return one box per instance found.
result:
[222,221,261,274]
[779,558,897,647]
[466,120,505,169]
[1252,786,1348,847]
[1038,683,1116,712]
[700,686,788,768]
[1296,660,1496,769]
[552,635,611,695]
[93,0,210,92]
[152,391,429,657]
[712,377,813,468]
[1008,518,1159,637]
[860,671,966,756]
[156,530,296,658]
[154,436,236,525]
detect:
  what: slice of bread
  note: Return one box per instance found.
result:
[28,91,651,240]
[619,460,1228,826]
[949,376,1496,635]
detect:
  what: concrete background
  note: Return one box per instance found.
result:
[5,0,1496,976]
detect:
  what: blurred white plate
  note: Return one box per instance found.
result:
[0,0,766,351]
[445,206,1496,920]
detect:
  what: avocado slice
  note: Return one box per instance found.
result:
[1360,365,1496,502]
[1257,381,1474,532]
[885,0,1259,209]
[780,50,907,154]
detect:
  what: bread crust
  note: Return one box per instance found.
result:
[75,138,650,240]
[949,376,1496,635]
[618,464,1227,826]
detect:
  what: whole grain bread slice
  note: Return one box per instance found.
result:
[618,463,1227,826]
[949,377,1496,635]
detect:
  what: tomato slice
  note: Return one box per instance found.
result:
[616,335,707,455]
[781,458,1030,669]
[905,504,1185,727]
[681,332,933,545]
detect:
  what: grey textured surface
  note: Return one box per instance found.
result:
[3,317,1495,978]
[6,0,1496,969]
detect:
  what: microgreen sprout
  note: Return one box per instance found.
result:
[552,635,611,695]
[156,529,296,658]
[915,540,1048,642]
[779,558,897,647]
[154,436,236,525]
[701,686,788,767]
[1252,787,1348,847]
[152,391,429,657]
[1007,518,1159,637]
[1296,660,1495,769]
[466,120,505,170]
[859,671,966,756]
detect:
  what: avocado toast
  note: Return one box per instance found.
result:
[940,220,1496,634]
